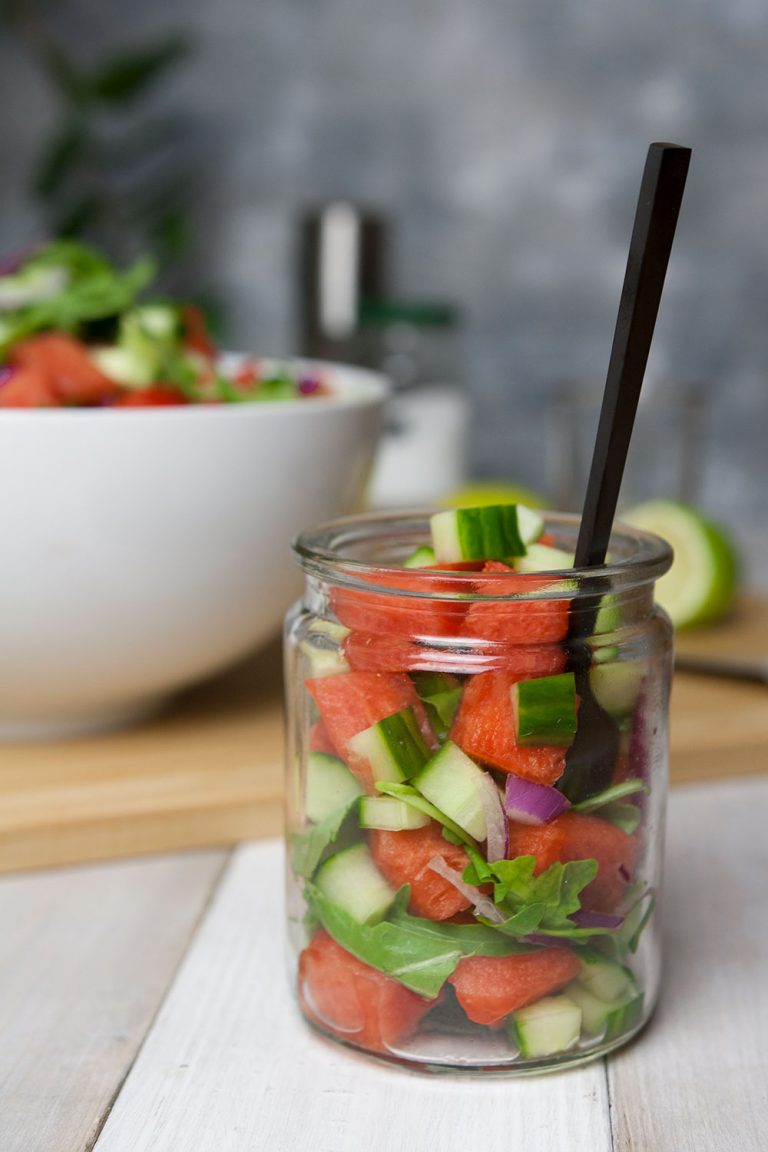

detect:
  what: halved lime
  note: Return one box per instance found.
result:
[621,500,739,630]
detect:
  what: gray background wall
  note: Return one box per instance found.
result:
[2,1,767,582]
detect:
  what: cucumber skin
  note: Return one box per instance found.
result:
[347,707,429,785]
[512,673,577,746]
[430,505,541,563]
[577,949,636,1001]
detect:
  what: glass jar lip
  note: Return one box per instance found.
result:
[293,510,673,601]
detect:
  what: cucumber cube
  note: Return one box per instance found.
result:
[305,752,362,824]
[347,707,430,784]
[315,842,396,925]
[430,504,544,563]
[578,950,636,1002]
[359,796,431,831]
[509,995,582,1058]
[412,741,488,841]
[511,672,577,747]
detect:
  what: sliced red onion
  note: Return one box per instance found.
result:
[618,863,631,885]
[572,910,625,930]
[427,856,506,924]
[298,376,321,394]
[504,775,571,825]
[0,365,13,390]
[477,772,508,861]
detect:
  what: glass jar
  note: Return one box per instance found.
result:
[284,511,673,1074]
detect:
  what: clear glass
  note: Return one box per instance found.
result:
[284,512,673,1074]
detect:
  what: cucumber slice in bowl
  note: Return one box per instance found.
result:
[509,995,582,1058]
[621,500,738,629]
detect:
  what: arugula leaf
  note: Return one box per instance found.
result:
[572,779,648,813]
[463,855,599,935]
[291,798,360,879]
[306,884,535,998]
[374,781,479,850]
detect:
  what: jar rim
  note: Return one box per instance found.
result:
[292,510,673,601]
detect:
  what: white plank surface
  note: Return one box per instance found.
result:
[92,841,614,1152]
[0,849,228,1152]
[609,775,768,1152]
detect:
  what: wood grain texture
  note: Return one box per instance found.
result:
[92,841,614,1152]
[0,850,228,1152]
[609,776,768,1152]
[1,599,765,874]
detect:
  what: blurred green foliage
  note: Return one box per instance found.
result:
[2,1,199,291]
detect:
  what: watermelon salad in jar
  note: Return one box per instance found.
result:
[284,505,673,1073]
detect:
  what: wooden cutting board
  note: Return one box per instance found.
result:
[1,596,766,874]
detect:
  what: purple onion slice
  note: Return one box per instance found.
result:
[504,774,571,825]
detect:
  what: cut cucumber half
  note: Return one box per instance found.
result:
[511,672,577,747]
[589,661,645,720]
[603,991,644,1040]
[299,620,350,678]
[359,795,430,831]
[513,542,574,573]
[305,752,362,824]
[315,842,396,925]
[412,741,488,841]
[89,344,155,387]
[621,500,738,629]
[347,706,430,784]
[403,545,436,569]
[509,995,582,1058]
[430,504,544,563]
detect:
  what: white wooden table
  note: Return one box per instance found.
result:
[1,775,766,1152]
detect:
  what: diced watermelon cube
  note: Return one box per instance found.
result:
[449,949,581,1027]
[368,822,472,921]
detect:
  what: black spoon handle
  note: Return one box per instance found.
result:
[574,143,691,571]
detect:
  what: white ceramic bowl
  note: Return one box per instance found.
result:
[0,360,387,740]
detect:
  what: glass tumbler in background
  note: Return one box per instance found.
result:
[284,512,673,1074]
[551,382,709,513]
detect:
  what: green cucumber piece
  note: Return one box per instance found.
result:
[603,991,644,1040]
[305,752,362,824]
[509,995,582,1057]
[89,344,156,387]
[577,949,636,1001]
[511,672,577,746]
[403,545,436,568]
[513,542,574,573]
[299,620,350,678]
[412,741,488,841]
[347,706,430,784]
[315,842,396,925]
[374,781,479,849]
[412,672,463,739]
[359,795,430,831]
[430,503,544,563]
[565,982,642,1038]
[589,662,645,720]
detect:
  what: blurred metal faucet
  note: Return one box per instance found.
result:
[298,202,388,361]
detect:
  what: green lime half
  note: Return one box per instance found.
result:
[621,500,739,630]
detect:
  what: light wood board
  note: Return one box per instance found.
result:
[0,599,766,874]
[88,777,768,1152]
[0,849,227,1152]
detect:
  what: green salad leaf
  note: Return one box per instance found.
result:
[306,884,534,998]
[291,798,360,880]
[374,781,479,850]
[572,779,648,812]
[463,854,600,937]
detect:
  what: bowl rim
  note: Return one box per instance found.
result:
[0,357,390,419]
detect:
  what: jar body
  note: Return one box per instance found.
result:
[284,514,672,1073]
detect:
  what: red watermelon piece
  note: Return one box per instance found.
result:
[465,562,570,646]
[449,949,581,1027]
[450,670,567,784]
[506,811,638,913]
[369,822,472,921]
[306,670,436,792]
[308,720,337,755]
[299,930,435,1054]
[332,565,478,641]
[11,332,116,404]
